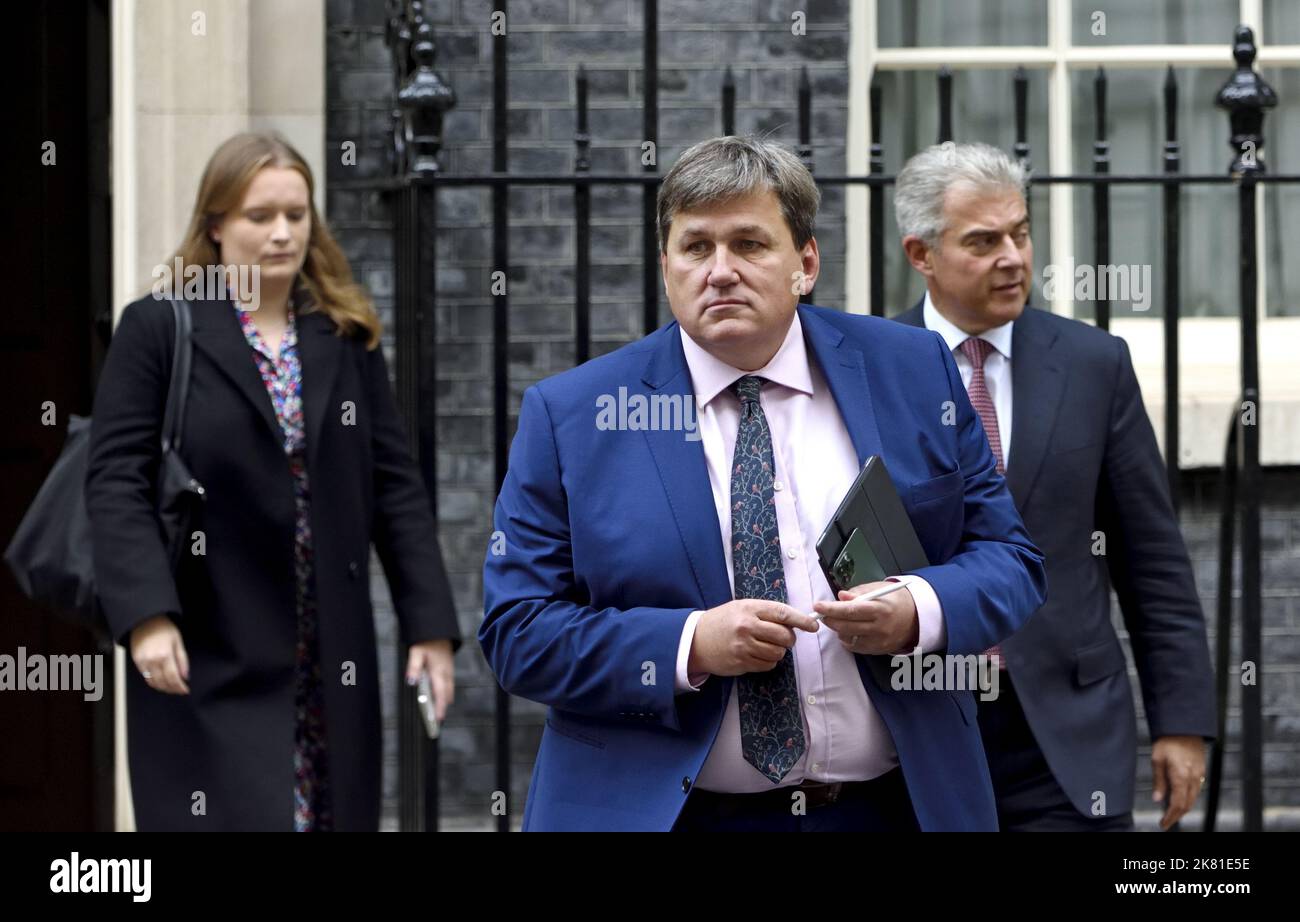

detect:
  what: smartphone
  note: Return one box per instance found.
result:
[417,672,440,739]
[829,526,887,593]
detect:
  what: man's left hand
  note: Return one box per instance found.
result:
[1152,735,1206,830]
[813,581,919,655]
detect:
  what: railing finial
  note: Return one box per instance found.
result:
[396,2,456,176]
[1215,24,1277,176]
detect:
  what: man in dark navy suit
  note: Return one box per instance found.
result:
[892,141,1216,831]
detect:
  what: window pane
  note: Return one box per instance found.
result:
[1070,0,1237,46]
[1262,68,1300,317]
[878,68,1050,174]
[875,68,1051,315]
[1264,0,1300,45]
[878,0,1046,48]
[1069,67,1236,319]
[1069,67,1232,174]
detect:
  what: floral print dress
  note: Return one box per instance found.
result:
[234,299,334,831]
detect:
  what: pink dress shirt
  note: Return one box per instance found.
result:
[673,312,947,793]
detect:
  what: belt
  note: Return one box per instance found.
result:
[688,770,900,815]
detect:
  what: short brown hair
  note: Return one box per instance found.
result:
[657,136,821,252]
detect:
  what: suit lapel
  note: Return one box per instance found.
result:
[190,297,282,444]
[295,308,343,474]
[1005,307,1066,507]
[640,328,733,609]
[895,298,1066,507]
[799,306,884,467]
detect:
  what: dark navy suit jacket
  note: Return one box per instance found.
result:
[895,299,1216,818]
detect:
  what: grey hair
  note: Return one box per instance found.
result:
[894,142,1028,248]
[657,135,821,252]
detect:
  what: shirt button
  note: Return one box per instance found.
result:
[812,763,822,772]
[787,548,798,559]
[807,694,816,705]
[773,480,784,491]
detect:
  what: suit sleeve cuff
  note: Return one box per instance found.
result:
[675,610,709,693]
[887,574,946,654]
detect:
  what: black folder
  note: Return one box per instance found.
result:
[815,456,931,689]
[816,455,930,588]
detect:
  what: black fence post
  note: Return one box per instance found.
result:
[1163,66,1182,510]
[869,77,884,317]
[1013,66,1030,171]
[1013,66,1031,227]
[575,66,591,366]
[394,0,455,832]
[1092,67,1110,331]
[1216,23,1275,834]
[642,0,660,335]
[721,66,736,136]
[937,66,953,143]
[798,66,813,171]
[490,0,512,834]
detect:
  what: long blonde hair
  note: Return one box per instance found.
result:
[167,132,382,349]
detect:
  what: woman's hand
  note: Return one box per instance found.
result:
[130,614,191,695]
[405,639,455,722]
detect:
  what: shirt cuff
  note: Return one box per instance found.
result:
[675,610,710,693]
[886,574,946,655]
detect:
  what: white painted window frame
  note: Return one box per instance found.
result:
[847,0,1300,467]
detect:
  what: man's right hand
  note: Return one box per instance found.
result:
[130,614,191,695]
[687,599,819,677]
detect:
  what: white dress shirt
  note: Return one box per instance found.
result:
[922,291,1015,464]
[670,312,947,793]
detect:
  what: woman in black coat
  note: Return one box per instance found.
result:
[85,132,460,831]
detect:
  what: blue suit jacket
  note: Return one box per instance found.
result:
[481,305,1047,831]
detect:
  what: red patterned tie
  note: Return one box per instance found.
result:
[959,337,1008,669]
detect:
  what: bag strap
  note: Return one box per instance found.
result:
[160,298,194,454]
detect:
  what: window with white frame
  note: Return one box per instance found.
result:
[846,0,1300,467]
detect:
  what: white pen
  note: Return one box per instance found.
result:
[811,579,909,621]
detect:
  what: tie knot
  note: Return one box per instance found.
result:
[959,336,995,368]
[732,375,765,405]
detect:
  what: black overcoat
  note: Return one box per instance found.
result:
[85,293,461,831]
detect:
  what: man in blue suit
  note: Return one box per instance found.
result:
[481,136,1046,831]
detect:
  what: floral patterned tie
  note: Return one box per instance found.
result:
[731,375,806,783]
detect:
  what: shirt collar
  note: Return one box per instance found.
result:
[679,311,814,409]
[922,290,1014,360]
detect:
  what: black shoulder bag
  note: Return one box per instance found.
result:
[4,298,205,639]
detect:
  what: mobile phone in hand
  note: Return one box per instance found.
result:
[417,672,440,739]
